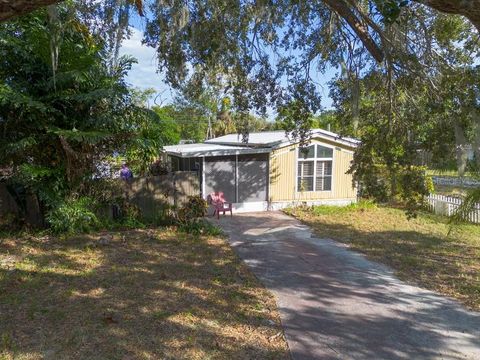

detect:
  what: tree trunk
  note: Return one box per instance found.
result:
[0,183,20,219]
[47,4,60,91]
[453,121,468,177]
[472,109,480,170]
[25,192,44,228]
[351,76,360,135]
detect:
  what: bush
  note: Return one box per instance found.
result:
[398,166,432,218]
[175,196,221,235]
[313,199,377,215]
[177,196,208,224]
[141,204,177,226]
[284,199,377,217]
[149,160,170,176]
[178,219,223,236]
[0,212,21,232]
[87,179,125,205]
[356,164,432,215]
[355,164,390,202]
[124,203,146,228]
[425,175,435,194]
[47,197,100,234]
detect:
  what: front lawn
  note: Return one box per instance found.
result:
[0,229,289,359]
[285,204,480,310]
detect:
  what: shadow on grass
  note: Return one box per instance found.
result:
[0,230,289,359]
[214,211,480,359]
[293,209,480,309]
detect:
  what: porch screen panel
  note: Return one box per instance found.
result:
[204,156,236,202]
[237,154,268,202]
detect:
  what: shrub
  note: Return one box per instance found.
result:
[284,199,377,218]
[0,212,21,232]
[178,219,223,236]
[311,199,377,216]
[47,197,99,234]
[144,204,178,226]
[355,164,390,202]
[149,160,170,176]
[120,202,145,229]
[87,179,125,205]
[425,175,435,194]
[398,166,431,218]
[177,196,208,224]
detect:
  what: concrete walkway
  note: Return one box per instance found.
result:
[214,211,480,360]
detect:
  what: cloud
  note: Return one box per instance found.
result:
[119,27,174,105]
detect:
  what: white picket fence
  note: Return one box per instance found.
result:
[426,194,480,224]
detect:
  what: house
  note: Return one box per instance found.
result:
[163,129,359,212]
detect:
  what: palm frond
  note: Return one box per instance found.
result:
[449,185,480,226]
[3,136,37,155]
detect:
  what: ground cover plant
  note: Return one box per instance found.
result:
[285,203,480,310]
[0,229,289,359]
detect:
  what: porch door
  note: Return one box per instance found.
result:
[237,154,268,202]
[204,156,236,202]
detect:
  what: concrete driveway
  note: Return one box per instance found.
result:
[214,211,480,360]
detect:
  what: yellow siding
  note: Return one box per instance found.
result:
[269,138,357,202]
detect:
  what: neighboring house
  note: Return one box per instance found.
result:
[163,129,359,212]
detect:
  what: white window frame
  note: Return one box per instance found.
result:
[296,143,334,193]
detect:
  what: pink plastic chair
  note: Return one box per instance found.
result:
[208,192,233,219]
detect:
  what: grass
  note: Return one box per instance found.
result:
[284,202,480,311]
[0,228,289,359]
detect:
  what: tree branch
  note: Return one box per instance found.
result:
[0,0,63,22]
[415,0,480,32]
[0,0,144,22]
[323,0,385,63]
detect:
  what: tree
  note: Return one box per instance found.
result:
[328,7,479,213]
[2,1,480,55]
[3,2,479,142]
[0,4,163,225]
[150,105,181,144]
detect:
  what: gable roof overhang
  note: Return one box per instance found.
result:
[163,143,271,158]
[163,129,359,158]
[204,129,360,149]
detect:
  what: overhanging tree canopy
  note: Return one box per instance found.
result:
[1,1,479,64]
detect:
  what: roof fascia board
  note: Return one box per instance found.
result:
[207,133,358,149]
[274,133,358,149]
[204,141,281,148]
[165,148,272,158]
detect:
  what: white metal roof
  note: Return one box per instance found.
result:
[164,129,359,157]
[163,143,271,158]
[205,129,359,148]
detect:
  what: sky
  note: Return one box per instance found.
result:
[119,27,174,108]
[119,22,338,115]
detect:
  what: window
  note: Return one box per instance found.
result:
[297,161,314,191]
[297,144,333,192]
